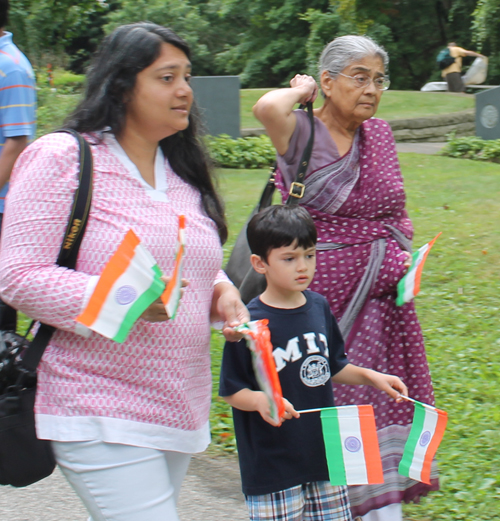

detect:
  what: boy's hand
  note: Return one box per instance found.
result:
[332,364,407,402]
[255,394,300,427]
[368,371,408,402]
[281,398,300,423]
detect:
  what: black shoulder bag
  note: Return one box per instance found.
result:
[0,129,93,487]
[225,102,315,304]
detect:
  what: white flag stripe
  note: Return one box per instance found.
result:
[402,244,429,302]
[90,247,157,338]
[408,407,439,481]
[134,241,159,268]
[337,406,368,485]
[165,258,184,318]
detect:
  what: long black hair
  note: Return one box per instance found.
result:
[65,22,227,243]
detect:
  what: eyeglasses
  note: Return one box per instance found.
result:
[337,72,390,91]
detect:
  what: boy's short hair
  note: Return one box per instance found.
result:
[0,0,8,28]
[247,205,317,262]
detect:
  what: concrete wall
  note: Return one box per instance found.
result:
[242,109,476,142]
[387,109,475,142]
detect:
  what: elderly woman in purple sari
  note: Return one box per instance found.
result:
[253,35,437,521]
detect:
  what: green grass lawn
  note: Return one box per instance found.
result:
[241,89,475,129]
[34,86,475,135]
[211,155,500,520]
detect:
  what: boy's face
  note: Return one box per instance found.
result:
[260,242,316,295]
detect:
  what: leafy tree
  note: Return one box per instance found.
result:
[8,0,108,68]
[104,0,216,76]
[472,0,500,83]
[214,0,331,87]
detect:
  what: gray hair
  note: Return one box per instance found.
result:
[319,35,389,78]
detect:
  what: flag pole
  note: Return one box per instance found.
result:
[295,408,322,414]
[398,394,436,410]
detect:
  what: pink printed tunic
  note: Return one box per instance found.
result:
[0,131,227,453]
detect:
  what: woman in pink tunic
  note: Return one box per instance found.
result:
[0,23,248,521]
[253,35,437,521]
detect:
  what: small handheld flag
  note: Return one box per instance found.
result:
[320,405,384,486]
[398,397,447,484]
[396,232,442,306]
[161,215,186,319]
[237,320,285,422]
[76,229,165,343]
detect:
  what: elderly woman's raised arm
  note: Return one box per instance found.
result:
[252,74,318,155]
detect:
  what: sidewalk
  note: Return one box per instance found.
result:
[0,451,247,521]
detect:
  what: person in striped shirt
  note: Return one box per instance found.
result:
[0,0,36,330]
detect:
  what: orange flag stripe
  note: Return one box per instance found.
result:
[421,409,448,484]
[161,215,186,308]
[161,245,183,306]
[78,230,140,326]
[414,232,442,295]
[358,404,384,484]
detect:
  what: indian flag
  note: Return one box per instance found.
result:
[237,320,285,422]
[76,229,165,343]
[161,215,186,319]
[398,401,447,484]
[321,405,384,486]
[396,232,442,306]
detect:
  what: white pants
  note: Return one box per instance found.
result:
[360,503,403,521]
[52,440,192,521]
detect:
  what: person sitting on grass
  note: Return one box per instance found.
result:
[219,205,408,521]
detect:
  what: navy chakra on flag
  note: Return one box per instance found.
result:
[419,430,432,447]
[115,285,137,305]
[344,436,362,453]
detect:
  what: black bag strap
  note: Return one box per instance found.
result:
[286,101,315,206]
[18,129,93,376]
[257,101,314,211]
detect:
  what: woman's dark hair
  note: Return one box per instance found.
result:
[0,0,9,28]
[247,205,317,262]
[65,22,227,243]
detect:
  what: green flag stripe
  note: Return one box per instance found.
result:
[398,402,426,476]
[396,250,420,306]
[113,265,165,343]
[320,408,347,486]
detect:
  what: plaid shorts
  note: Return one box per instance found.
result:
[245,481,353,521]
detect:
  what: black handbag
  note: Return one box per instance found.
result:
[0,129,93,487]
[225,102,315,304]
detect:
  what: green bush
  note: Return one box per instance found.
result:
[53,69,85,91]
[206,134,276,169]
[35,87,81,138]
[442,136,500,163]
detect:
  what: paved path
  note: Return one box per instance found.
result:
[0,452,247,520]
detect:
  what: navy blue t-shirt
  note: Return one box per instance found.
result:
[219,291,349,496]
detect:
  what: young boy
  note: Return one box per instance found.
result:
[219,205,407,521]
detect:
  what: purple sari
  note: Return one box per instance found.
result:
[275,110,438,517]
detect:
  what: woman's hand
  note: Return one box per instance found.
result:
[211,282,250,341]
[402,251,412,270]
[140,276,188,322]
[290,74,319,104]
